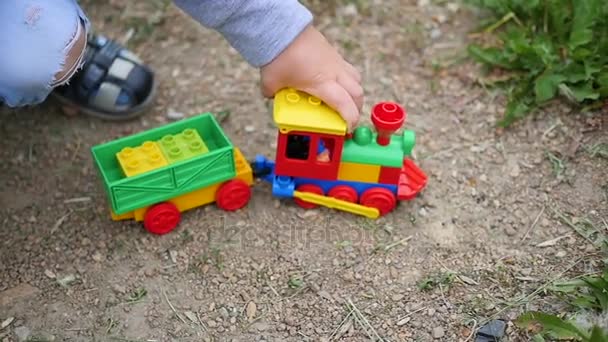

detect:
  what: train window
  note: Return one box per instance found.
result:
[285,134,335,163]
[285,134,310,160]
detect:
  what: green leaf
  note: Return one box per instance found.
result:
[569,0,602,51]
[581,277,608,311]
[569,82,601,102]
[515,312,589,340]
[589,326,608,342]
[468,45,513,69]
[584,61,602,79]
[498,98,531,127]
[531,334,546,342]
[535,72,566,102]
[597,71,608,96]
[532,35,558,66]
[571,294,601,311]
[547,0,572,41]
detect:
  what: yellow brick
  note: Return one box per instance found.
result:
[116,141,169,177]
[337,162,381,183]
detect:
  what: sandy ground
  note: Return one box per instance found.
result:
[1,1,607,341]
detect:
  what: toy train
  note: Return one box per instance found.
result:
[91,88,427,235]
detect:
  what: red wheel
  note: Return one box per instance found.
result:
[144,202,181,235]
[360,187,397,216]
[328,185,358,203]
[294,184,324,209]
[216,179,252,211]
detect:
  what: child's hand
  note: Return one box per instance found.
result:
[260,25,363,131]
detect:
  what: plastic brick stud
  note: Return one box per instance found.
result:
[116,141,169,177]
[371,102,406,146]
[158,128,209,164]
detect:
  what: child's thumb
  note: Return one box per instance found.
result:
[306,82,360,132]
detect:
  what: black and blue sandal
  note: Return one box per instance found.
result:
[52,34,157,121]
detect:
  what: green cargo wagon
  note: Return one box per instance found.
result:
[91,113,254,235]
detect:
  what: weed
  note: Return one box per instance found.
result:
[417,271,456,291]
[466,0,608,126]
[106,317,119,334]
[515,269,608,341]
[288,275,304,289]
[126,287,147,303]
[551,207,608,254]
[545,151,566,177]
[335,240,352,249]
[586,143,608,159]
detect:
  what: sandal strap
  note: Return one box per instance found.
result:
[68,35,153,113]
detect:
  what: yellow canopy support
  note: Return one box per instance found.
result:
[293,191,380,219]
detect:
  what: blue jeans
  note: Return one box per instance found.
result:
[0,0,90,107]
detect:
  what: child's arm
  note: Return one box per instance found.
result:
[172,0,363,130]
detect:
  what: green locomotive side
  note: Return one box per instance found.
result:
[91,114,236,215]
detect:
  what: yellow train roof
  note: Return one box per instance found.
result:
[273,88,347,135]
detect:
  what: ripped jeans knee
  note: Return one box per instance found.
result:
[0,0,90,107]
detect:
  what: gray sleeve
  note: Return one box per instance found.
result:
[172,0,313,67]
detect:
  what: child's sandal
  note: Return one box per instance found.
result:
[52,34,156,121]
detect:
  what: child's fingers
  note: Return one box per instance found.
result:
[337,73,364,112]
[261,77,279,98]
[305,81,360,131]
[342,61,362,83]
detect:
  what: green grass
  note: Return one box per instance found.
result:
[515,269,608,341]
[466,0,608,126]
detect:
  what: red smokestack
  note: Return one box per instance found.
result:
[371,102,406,146]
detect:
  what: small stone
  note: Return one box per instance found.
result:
[297,210,318,219]
[244,125,256,133]
[418,207,428,217]
[92,252,103,262]
[246,302,257,320]
[112,284,126,294]
[510,164,521,177]
[44,269,56,279]
[447,3,460,12]
[434,14,447,24]
[339,3,358,17]
[430,28,442,39]
[392,294,405,302]
[207,320,217,328]
[555,250,567,258]
[504,226,517,236]
[167,109,185,121]
[169,250,178,263]
[432,326,445,339]
[14,326,31,341]
[219,307,229,319]
[427,308,436,316]
[252,321,270,332]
